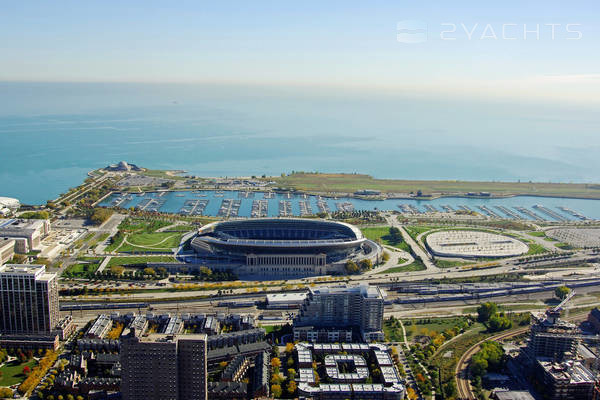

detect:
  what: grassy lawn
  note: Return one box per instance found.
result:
[63,258,102,277]
[435,259,474,268]
[107,256,176,267]
[116,233,182,253]
[118,218,174,233]
[404,316,471,339]
[377,261,426,274]
[526,242,548,255]
[383,319,406,342]
[89,232,110,248]
[555,242,576,250]
[270,172,600,199]
[74,232,95,248]
[361,227,411,252]
[0,359,37,386]
[260,324,283,334]
[527,231,547,237]
[404,225,439,241]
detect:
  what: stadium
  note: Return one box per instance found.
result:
[190,218,382,278]
[425,230,529,259]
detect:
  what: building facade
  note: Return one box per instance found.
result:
[294,284,385,341]
[120,333,207,400]
[0,264,59,334]
[0,218,51,250]
[0,238,15,265]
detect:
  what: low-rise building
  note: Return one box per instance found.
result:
[294,326,353,343]
[0,333,59,350]
[54,315,77,340]
[222,354,250,382]
[206,328,265,350]
[86,314,113,339]
[0,238,15,265]
[0,218,51,250]
[266,292,307,309]
[587,308,600,333]
[536,359,597,400]
[252,351,270,398]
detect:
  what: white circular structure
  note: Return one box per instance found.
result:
[546,228,600,248]
[0,197,19,210]
[426,230,529,258]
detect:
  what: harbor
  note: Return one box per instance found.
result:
[100,190,600,220]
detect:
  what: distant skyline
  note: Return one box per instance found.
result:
[1,1,599,103]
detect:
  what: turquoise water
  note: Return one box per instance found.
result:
[1,82,599,205]
[99,191,600,220]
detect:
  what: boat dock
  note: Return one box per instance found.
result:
[533,204,568,222]
[477,205,502,219]
[423,205,438,213]
[335,202,354,212]
[218,199,241,218]
[263,192,275,199]
[111,193,133,207]
[441,205,454,212]
[514,206,544,221]
[279,200,292,216]
[299,200,313,216]
[494,205,523,220]
[458,205,472,211]
[238,191,254,198]
[179,199,208,216]
[251,200,268,218]
[317,199,330,213]
[558,206,588,220]
[136,197,166,212]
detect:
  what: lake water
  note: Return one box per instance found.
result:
[1,82,599,205]
[99,190,600,221]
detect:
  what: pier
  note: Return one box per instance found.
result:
[423,204,438,213]
[335,202,354,212]
[218,199,241,218]
[136,197,166,212]
[251,200,268,218]
[317,198,330,213]
[279,200,292,216]
[441,205,455,212]
[533,204,568,222]
[178,199,208,216]
[477,205,502,219]
[514,206,544,221]
[558,206,588,220]
[299,200,313,216]
[494,205,523,220]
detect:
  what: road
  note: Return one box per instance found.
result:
[385,214,439,272]
[454,313,588,400]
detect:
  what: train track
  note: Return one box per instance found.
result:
[455,313,587,399]
[455,327,529,399]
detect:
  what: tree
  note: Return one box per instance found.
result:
[285,342,295,354]
[287,380,297,395]
[359,259,372,270]
[406,387,418,400]
[345,260,360,274]
[477,302,498,322]
[271,384,282,398]
[110,265,125,276]
[23,365,31,375]
[488,315,512,332]
[287,368,296,380]
[143,267,156,276]
[271,357,281,369]
[555,286,571,300]
[0,388,13,399]
[470,341,505,377]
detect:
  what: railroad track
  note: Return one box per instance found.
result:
[455,313,587,399]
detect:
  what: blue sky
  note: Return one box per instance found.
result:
[1,1,599,102]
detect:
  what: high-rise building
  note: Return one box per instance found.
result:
[0,264,59,334]
[120,333,208,400]
[294,284,385,341]
[528,311,579,360]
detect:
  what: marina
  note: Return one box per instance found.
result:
[279,200,292,217]
[100,190,599,220]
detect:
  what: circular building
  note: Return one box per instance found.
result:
[0,197,20,216]
[426,230,529,259]
[190,218,381,278]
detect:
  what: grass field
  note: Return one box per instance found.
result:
[63,258,102,277]
[404,317,470,339]
[377,261,426,274]
[0,359,37,387]
[107,256,176,267]
[117,232,182,253]
[526,242,548,255]
[270,173,600,199]
[527,231,547,237]
[435,259,475,268]
[361,227,411,252]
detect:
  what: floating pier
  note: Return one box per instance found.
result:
[514,206,544,221]
[558,206,588,221]
[278,200,292,217]
[494,205,523,220]
[179,199,208,216]
[533,204,568,222]
[335,202,354,212]
[317,199,330,213]
[251,200,268,218]
[299,200,313,216]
